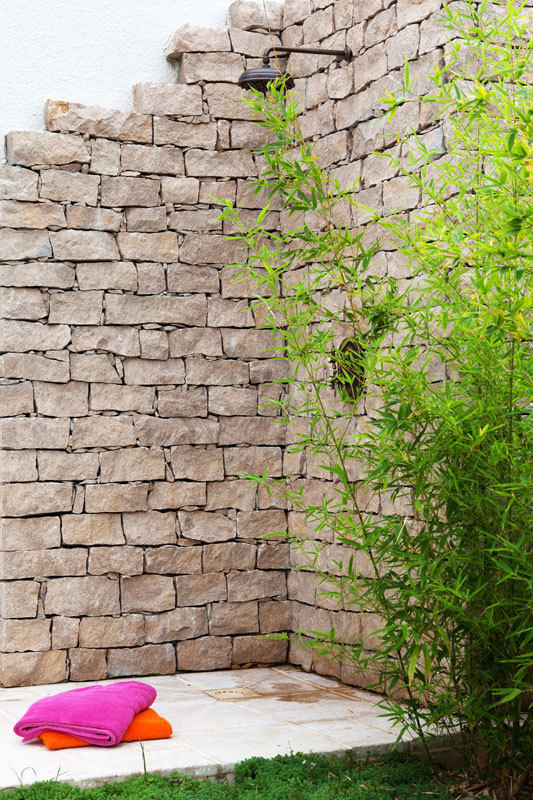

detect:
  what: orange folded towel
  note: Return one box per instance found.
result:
[38,708,172,750]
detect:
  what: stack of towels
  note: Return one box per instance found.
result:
[13,680,172,750]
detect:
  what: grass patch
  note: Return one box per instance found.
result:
[3,752,455,799]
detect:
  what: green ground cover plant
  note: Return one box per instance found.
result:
[222,1,533,797]
[1,753,455,800]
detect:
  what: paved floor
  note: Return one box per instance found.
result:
[0,666,415,791]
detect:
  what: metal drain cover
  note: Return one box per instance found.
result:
[203,687,260,700]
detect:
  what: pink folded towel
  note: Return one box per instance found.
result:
[14,680,156,747]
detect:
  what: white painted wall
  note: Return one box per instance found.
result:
[1,0,232,160]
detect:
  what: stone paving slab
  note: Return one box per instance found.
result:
[0,667,414,791]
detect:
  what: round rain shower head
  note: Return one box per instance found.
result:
[237,65,295,94]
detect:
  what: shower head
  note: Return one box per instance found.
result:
[237,64,295,94]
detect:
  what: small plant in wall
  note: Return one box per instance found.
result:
[221,0,533,796]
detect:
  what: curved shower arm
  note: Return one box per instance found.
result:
[262,45,353,66]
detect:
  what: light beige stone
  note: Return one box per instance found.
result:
[145,607,207,643]
[135,416,219,447]
[185,149,257,179]
[209,601,258,635]
[1,515,60,550]
[100,448,166,482]
[227,570,286,602]
[0,261,74,288]
[232,634,287,664]
[0,199,66,229]
[283,0,311,26]
[0,417,69,449]
[168,329,221,359]
[107,643,175,677]
[48,290,102,324]
[69,648,107,681]
[0,164,39,201]
[259,598,293,632]
[167,263,219,294]
[257,542,290,569]
[397,0,441,27]
[1,480,72,517]
[145,544,201,574]
[88,545,143,575]
[0,382,33,416]
[179,510,236,543]
[85,483,148,513]
[208,386,257,417]
[71,416,135,449]
[207,298,254,328]
[158,387,207,418]
[139,329,169,359]
[79,615,145,648]
[383,175,420,215]
[52,617,80,649]
[0,619,51,652]
[148,480,206,510]
[1,547,85,579]
[160,176,199,204]
[177,635,232,670]
[206,480,256,511]
[45,100,152,143]
[126,207,166,233]
[90,383,155,413]
[50,230,119,260]
[0,320,70,352]
[185,356,249,387]
[0,352,70,382]
[121,574,175,612]
[90,138,121,175]
[123,358,184,385]
[71,325,140,356]
[0,650,66,687]
[100,176,160,207]
[132,83,203,116]
[136,261,166,295]
[0,228,51,259]
[121,511,175,546]
[70,353,120,383]
[38,451,99,481]
[176,573,227,606]
[0,286,46,319]
[303,5,333,41]
[203,541,256,572]
[220,416,285,446]
[170,446,224,481]
[120,144,184,175]
[6,131,89,166]
[237,510,287,540]
[115,231,178,261]
[179,233,244,265]
[62,513,124,545]
[77,261,137,291]
[40,170,99,205]
[168,208,220,233]
[165,25,231,58]
[229,0,283,30]
[365,7,397,48]
[154,119,217,149]
[66,205,122,231]
[205,84,259,121]
[0,580,39,618]
[181,52,244,84]
[224,446,283,476]
[44,576,119,616]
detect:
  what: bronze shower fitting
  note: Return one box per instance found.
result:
[238,45,353,93]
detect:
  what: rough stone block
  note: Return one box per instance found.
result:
[0,352,69,383]
[0,164,39,201]
[158,387,207,418]
[227,570,287,602]
[79,615,145,648]
[6,131,89,167]
[100,448,166,483]
[126,207,166,232]
[0,260,74,289]
[0,581,39,618]
[145,607,207,643]
[0,650,66,687]
[106,294,205,325]
[176,573,227,606]
[90,138,121,175]
[132,83,203,116]
[40,170,99,205]
[76,261,137,291]
[148,481,206,510]
[397,0,441,27]
[207,298,254,328]
[38,451,99,481]
[71,325,140,356]
[232,634,287,664]
[45,576,119,616]
[108,643,176,677]
[71,416,135,449]
[185,357,249,386]
[1,547,85,580]
[1,515,60,550]
[165,25,231,58]
[206,480,256,511]
[283,0,311,26]
[139,329,169,360]
[121,574,175,612]
[208,386,256,416]
[224,446,283,477]
[0,619,50,652]
[179,511,236,543]
[88,545,144,576]
[145,544,202,574]
[135,416,219,447]
[154,119,217,150]
[136,261,166,294]
[168,328,221,358]
[120,144,184,175]
[0,417,69,449]
[259,598,293,632]
[0,199,66,229]
[205,84,259,121]
[50,230,119,260]
[66,205,122,232]
[69,648,107,681]
[170,446,224,481]
[179,233,245,265]
[303,6,334,42]
[100,176,160,207]
[168,264,219,295]
[203,541,256,572]
[0,228,51,260]
[70,353,120,383]
[123,358,184,385]
[160,176,199,204]
[383,175,420,214]
[0,287,46,320]
[220,416,285,446]
[45,100,152,143]
[52,617,80,649]
[181,51,244,83]
[209,601,258,635]
[90,383,155,413]
[168,208,220,233]
[0,320,69,353]
[48,290,103,324]
[85,483,148,513]
[176,635,232,671]
[0,382,34,417]
[185,149,257,178]
[230,0,283,29]
[62,513,124,545]
[122,511,176,545]
[257,542,290,569]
